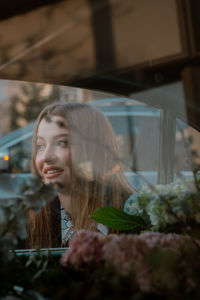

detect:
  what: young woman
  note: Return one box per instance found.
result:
[28,102,134,248]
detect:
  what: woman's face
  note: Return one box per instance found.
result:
[35,115,70,193]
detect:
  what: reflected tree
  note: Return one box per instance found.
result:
[10,83,60,131]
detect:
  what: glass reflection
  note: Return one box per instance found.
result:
[0,79,198,250]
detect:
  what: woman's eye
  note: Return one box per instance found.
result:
[36,144,45,151]
[58,140,68,147]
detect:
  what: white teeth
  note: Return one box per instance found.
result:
[47,170,60,174]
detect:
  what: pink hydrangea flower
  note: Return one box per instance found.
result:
[60,230,107,266]
[60,230,200,294]
[102,234,151,292]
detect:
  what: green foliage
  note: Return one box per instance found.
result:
[91,206,146,231]
[25,247,51,281]
[0,254,142,300]
[0,176,56,259]
[91,178,200,237]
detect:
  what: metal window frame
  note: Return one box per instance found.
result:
[157,109,176,184]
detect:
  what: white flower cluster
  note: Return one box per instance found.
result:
[124,179,200,231]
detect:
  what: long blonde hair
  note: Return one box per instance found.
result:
[28,102,134,248]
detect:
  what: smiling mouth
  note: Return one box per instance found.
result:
[44,168,64,179]
[46,170,60,174]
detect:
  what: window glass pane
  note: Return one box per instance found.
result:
[0,79,163,249]
[175,118,199,179]
[9,137,32,173]
[90,99,161,188]
[1,77,197,251]
[0,0,200,267]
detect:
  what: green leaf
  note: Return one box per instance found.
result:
[91,206,146,230]
[42,259,49,271]
[25,255,37,268]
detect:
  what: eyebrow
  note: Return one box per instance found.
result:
[36,133,68,140]
[44,116,66,128]
[55,120,66,128]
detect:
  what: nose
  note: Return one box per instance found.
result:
[40,145,56,164]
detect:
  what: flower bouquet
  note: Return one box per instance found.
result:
[92,176,200,238]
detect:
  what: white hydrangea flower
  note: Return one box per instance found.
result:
[124,178,200,231]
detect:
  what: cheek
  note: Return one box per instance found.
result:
[60,149,70,166]
[35,154,42,174]
[69,145,75,164]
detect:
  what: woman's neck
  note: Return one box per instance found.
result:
[58,192,71,215]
